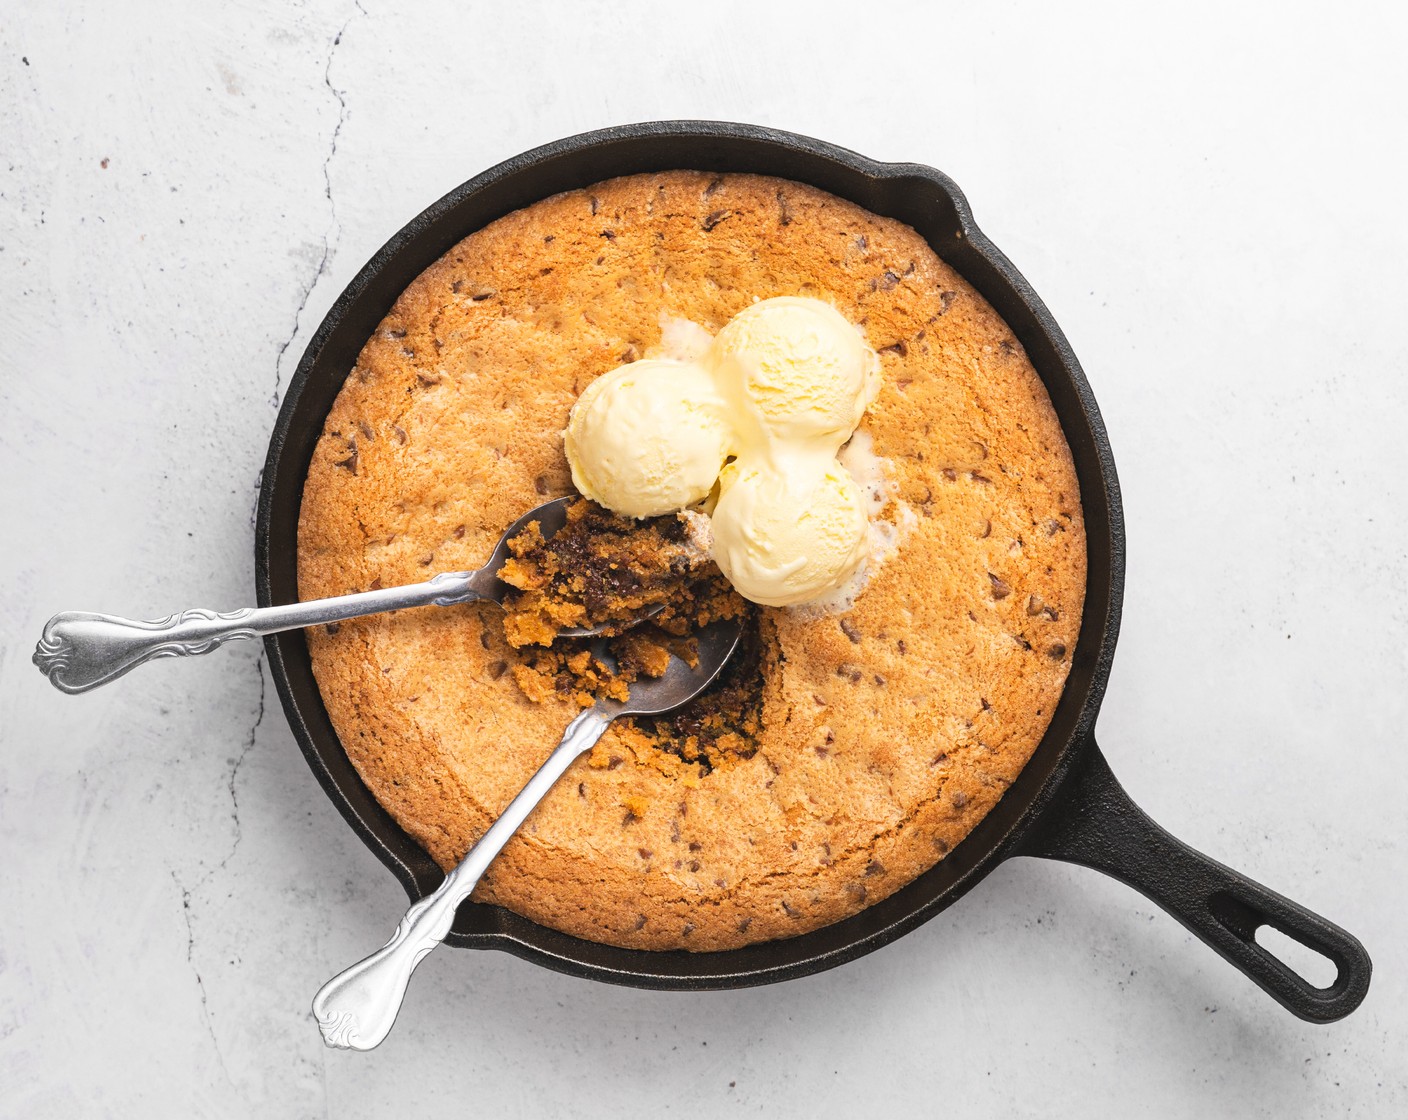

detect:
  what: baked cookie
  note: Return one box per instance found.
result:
[297,171,1086,951]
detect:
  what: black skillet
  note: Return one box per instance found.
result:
[255,121,1371,1022]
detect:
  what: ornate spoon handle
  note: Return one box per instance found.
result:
[312,706,614,1051]
[32,571,484,694]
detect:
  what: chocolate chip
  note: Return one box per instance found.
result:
[781,901,799,918]
[453,524,465,539]
[480,629,492,650]
[980,697,991,711]
[589,195,600,216]
[938,290,957,315]
[854,234,869,251]
[688,860,701,873]
[1048,643,1068,660]
[357,420,375,442]
[620,345,639,363]
[369,577,382,591]
[702,209,733,232]
[897,639,908,655]
[534,475,549,495]
[847,883,868,903]
[836,663,864,683]
[839,618,861,644]
[392,425,408,445]
[487,660,507,680]
[942,467,957,482]
[635,914,648,930]
[415,371,441,387]
[738,916,753,932]
[931,752,949,766]
[880,339,909,357]
[1027,593,1045,616]
[703,176,724,198]
[815,745,829,758]
[879,269,900,290]
[981,519,992,539]
[970,471,992,485]
[325,622,340,636]
[387,327,407,339]
[606,756,623,770]
[873,674,886,685]
[776,189,792,225]
[864,860,885,877]
[951,790,968,810]
[1013,634,1032,650]
[600,229,616,240]
[688,841,702,852]
[637,848,653,860]
[578,782,586,799]
[999,339,1018,355]
[989,572,1012,600]
[681,923,695,936]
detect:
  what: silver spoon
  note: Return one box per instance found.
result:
[311,615,744,1051]
[32,497,660,694]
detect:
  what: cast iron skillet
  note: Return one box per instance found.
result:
[255,121,1371,1022]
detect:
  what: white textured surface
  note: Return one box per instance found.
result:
[2,1,1405,1115]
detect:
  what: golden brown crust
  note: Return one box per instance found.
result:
[297,171,1086,951]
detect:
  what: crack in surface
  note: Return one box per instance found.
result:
[174,5,366,1092]
[269,0,365,412]
[166,646,265,1082]
[203,650,266,888]
[171,869,235,1086]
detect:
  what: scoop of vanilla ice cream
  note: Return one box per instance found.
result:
[564,359,732,519]
[710,297,881,446]
[710,458,870,607]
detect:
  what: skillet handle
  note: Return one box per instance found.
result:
[1017,740,1371,1022]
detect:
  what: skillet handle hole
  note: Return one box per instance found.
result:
[1253,924,1340,991]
